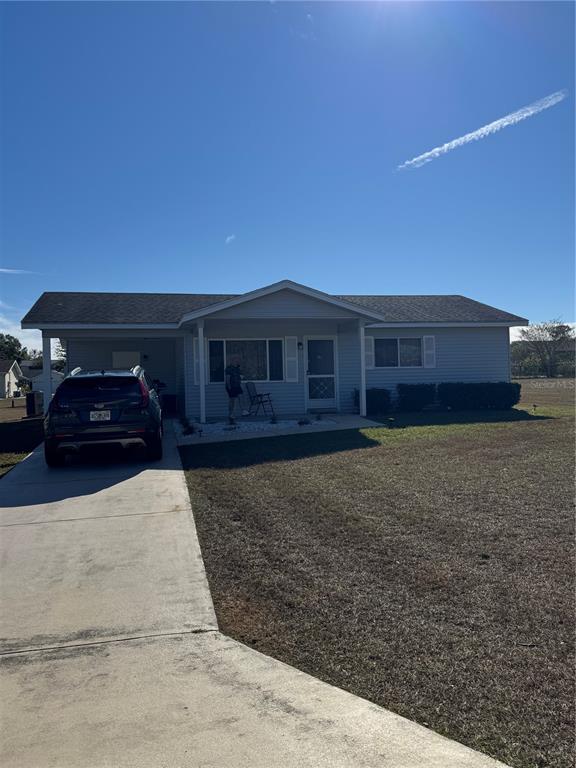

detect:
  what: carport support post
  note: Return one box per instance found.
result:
[358,321,367,417]
[197,320,206,423]
[41,335,53,413]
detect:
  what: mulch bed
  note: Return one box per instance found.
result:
[181,408,574,768]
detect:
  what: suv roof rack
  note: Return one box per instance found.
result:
[69,367,82,376]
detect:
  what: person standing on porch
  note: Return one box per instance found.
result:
[225,355,243,424]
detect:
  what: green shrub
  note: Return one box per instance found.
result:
[366,388,391,416]
[437,382,521,410]
[396,383,436,412]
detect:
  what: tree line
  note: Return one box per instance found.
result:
[512,321,574,378]
[0,333,66,372]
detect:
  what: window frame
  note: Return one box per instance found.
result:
[373,337,424,369]
[207,338,285,383]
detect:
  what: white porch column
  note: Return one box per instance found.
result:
[358,321,367,417]
[41,335,53,412]
[183,333,194,419]
[197,320,206,423]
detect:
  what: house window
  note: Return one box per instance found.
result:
[374,339,398,367]
[227,340,267,380]
[374,338,422,368]
[399,338,422,367]
[209,340,225,382]
[208,340,284,382]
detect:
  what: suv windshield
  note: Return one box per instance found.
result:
[55,376,142,405]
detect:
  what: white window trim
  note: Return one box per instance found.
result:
[371,337,425,369]
[207,338,285,383]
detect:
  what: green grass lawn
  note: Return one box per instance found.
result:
[0,452,28,478]
[0,397,28,423]
[181,405,574,768]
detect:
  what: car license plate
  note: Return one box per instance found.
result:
[90,410,111,422]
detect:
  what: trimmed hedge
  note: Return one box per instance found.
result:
[366,388,392,416]
[437,382,521,411]
[396,383,437,412]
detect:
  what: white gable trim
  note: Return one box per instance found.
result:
[178,280,388,325]
[5,361,23,379]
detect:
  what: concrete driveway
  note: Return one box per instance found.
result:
[0,431,509,768]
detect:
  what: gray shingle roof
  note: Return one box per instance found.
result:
[337,295,527,324]
[22,291,527,326]
[0,359,17,374]
[22,292,237,325]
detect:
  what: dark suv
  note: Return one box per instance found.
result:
[44,367,163,466]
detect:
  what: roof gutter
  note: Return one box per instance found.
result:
[21,322,181,330]
[367,320,528,328]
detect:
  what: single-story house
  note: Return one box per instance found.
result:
[0,359,22,397]
[19,360,65,392]
[21,279,528,420]
[0,359,24,398]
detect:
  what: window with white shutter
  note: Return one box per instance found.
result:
[364,335,375,368]
[193,337,200,384]
[423,335,436,368]
[284,337,299,382]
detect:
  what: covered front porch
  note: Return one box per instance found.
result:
[183,317,369,422]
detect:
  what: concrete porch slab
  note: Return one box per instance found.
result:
[176,413,382,445]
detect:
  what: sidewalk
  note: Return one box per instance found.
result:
[0,433,509,768]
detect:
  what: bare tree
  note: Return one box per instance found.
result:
[519,320,575,378]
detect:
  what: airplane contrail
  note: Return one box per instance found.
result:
[398,90,567,170]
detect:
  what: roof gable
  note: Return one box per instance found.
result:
[178,281,387,323]
[0,359,22,375]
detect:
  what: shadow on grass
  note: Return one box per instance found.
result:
[0,419,43,453]
[371,408,552,429]
[180,428,382,470]
[180,409,555,470]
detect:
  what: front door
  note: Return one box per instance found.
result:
[305,337,337,410]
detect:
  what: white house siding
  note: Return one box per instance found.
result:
[364,326,511,391]
[2,370,17,398]
[337,322,362,413]
[60,324,511,421]
[206,289,362,320]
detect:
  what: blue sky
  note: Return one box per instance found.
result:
[1,1,573,350]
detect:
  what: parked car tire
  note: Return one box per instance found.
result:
[146,428,163,461]
[44,442,65,468]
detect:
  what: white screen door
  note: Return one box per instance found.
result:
[305,338,337,409]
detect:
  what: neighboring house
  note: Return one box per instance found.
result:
[21,279,528,420]
[0,359,24,398]
[19,361,65,392]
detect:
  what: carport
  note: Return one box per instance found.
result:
[38,331,186,414]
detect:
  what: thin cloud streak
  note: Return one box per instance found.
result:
[225,234,236,245]
[398,90,567,171]
[0,267,37,274]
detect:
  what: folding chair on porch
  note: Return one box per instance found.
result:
[244,381,275,418]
